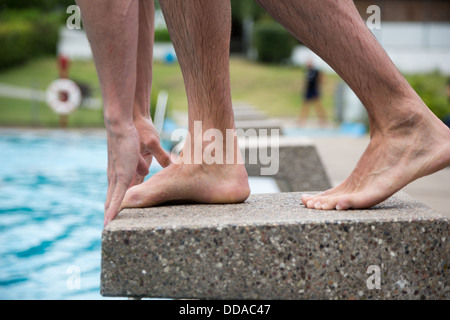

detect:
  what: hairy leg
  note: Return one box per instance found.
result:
[76,0,150,225]
[121,0,250,209]
[256,0,450,209]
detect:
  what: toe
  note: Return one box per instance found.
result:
[306,199,316,209]
[320,197,338,210]
[335,196,352,210]
[301,194,313,205]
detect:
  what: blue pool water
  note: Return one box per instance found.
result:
[283,122,367,137]
[0,129,163,300]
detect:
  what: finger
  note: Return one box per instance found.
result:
[151,144,172,168]
[136,154,149,177]
[105,140,114,211]
[104,164,115,212]
[142,152,153,174]
[132,174,145,186]
[129,173,138,188]
[104,180,129,226]
[105,179,115,212]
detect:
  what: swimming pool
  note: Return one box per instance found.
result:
[0,129,166,299]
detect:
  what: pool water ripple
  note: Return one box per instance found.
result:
[0,130,135,299]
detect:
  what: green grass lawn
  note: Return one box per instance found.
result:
[0,96,104,127]
[0,55,341,127]
[0,56,105,127]
[1,55,447,129]
[230,57,339,117]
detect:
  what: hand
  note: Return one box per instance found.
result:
[104,124,149,226]
[132,115,172,186]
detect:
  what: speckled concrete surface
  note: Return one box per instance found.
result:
[240,136,332,191]
[101,192,449,299]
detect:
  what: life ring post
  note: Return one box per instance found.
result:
[59,114,69,128]
[46,78,81,128]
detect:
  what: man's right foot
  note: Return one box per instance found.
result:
[302,104,450,210]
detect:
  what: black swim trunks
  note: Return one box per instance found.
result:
[304,68,320,100]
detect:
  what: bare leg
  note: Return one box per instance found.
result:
[77,0,169,225]
[77,0,146,226]
[298,100,310,124]
[256,0,450,209]
[314,99,328,125]
[121,0,250,209]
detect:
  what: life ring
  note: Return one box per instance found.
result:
[46,79,81,115]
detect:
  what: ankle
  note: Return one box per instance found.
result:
[180,122,241,165]
[369,96,431,137]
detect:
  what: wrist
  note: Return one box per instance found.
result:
[104,115,135,136]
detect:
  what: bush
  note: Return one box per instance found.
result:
[0,9,63,70]
[154,28,171,43]
[0,21,35,69]
[231,0,267,21]
[406,72,450,120]
[1,0,74,11]
[32,13,61,56]
[253,21,297,64]
[150,89,159,121]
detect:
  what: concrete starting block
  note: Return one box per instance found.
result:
[233,109,268,121]
[232,102,257,112]
[101,192,449,300]
[239,136,332,191]
[235,119,284,136]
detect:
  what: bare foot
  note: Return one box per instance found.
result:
[120,136,250,210]
[301,108,450,210]
[120,162,250,209]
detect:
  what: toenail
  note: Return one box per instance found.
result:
[314,202,321,209]
[307,200,314,208]
[336,204,342,210]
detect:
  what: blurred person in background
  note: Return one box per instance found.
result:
[298,59,328,126]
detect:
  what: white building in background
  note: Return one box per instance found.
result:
[291,0,450,124]
[57,27,176,63]
[58,9,174,62]
[292,0,450,75]
[371,22,450,74]
[57,27,92,60]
